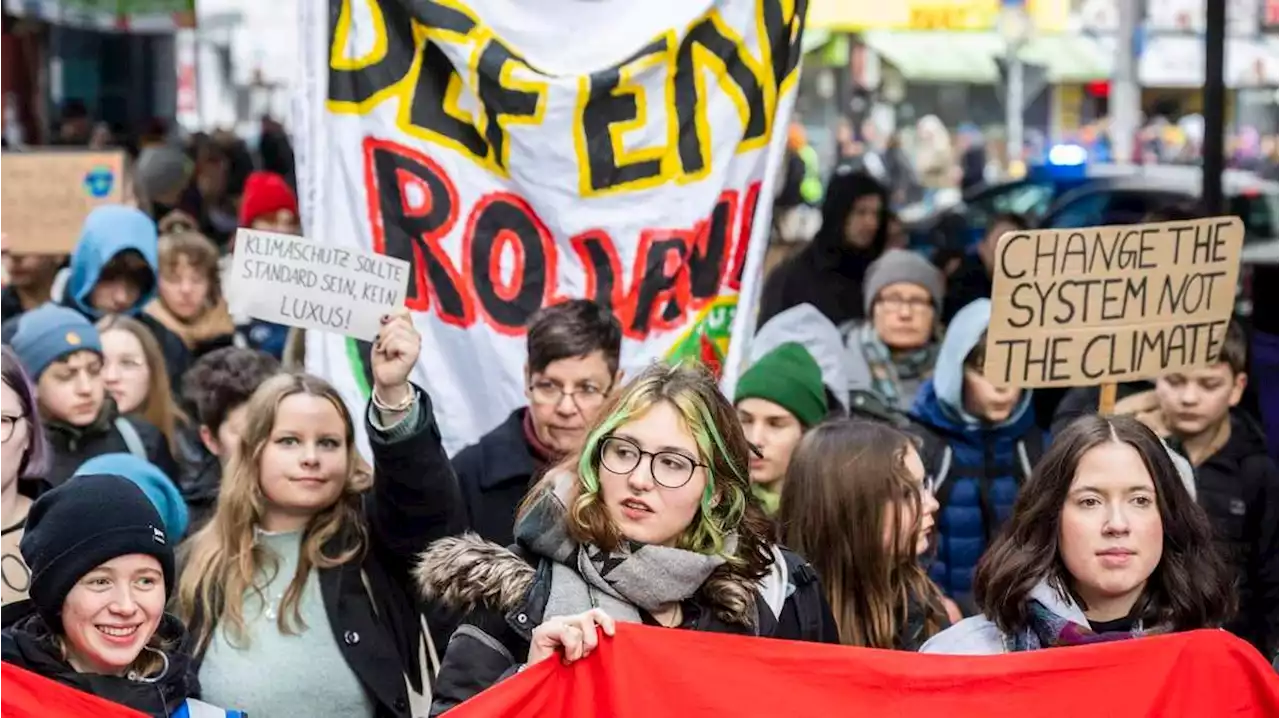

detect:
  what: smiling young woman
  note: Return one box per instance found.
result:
[0,474,241,716]
[921,415,1234,654]
[418,361,838,715]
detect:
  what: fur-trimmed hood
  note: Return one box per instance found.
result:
[415,533,768,628]
[415,534,536,614]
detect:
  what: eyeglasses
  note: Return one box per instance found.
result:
[1,414,25,444]
[876,295,934,314]
[598,436,706,489]
[529,380,610,409]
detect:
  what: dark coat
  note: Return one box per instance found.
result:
[43,400,178,488]
[172,423,220,536]
[941,253,992,326]
[451,409,544,547]
[3,609,201,717]
[757,169,889,327]
[418,536,838,716]
[1190,413,1278,658]
[185,386,466,718]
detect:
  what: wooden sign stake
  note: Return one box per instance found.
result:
[1098,382,1118,416]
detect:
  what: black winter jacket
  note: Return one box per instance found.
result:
[2,607,201,717]
[185,386,466,718]
[451,408,545,547]
[1190,413,1278,658]
[418,535,838,715]
[43,399,178,487]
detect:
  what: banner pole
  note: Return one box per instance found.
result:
[1098,382,1118,416]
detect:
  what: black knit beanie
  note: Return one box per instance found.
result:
[20,474,176,632]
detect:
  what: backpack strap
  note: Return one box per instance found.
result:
[781,550,824,643]
[113,417,147,460]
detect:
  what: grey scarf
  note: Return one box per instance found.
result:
[514,473,731,624]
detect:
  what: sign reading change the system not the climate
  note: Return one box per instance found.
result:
[228,229,410,342]
[983,216,1245,389]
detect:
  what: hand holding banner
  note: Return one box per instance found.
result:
[448,624,1278,718]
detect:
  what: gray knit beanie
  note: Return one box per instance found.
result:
[862,249,945,315]
[134,145,192,203]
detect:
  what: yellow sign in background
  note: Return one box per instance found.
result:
[807,0,1069,32]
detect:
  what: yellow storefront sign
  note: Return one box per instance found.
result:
[808,0,1068,33]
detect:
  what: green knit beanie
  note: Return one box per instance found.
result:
[734,342,828,428]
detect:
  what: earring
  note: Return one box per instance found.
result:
[127,646,170,684]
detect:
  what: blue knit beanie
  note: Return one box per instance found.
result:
[9,304,103,380]
[74,453,189,540]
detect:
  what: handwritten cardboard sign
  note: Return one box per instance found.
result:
[983,216,1245,389]
[227,229,410,341]
[1,151,126,254]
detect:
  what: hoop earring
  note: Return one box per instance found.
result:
[127,646,169,684]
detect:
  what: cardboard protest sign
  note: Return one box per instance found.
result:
[227,229,410,341]
[984,217,1245,389]
[1,151,125,254]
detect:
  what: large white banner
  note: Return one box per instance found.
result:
[298,0,806,454]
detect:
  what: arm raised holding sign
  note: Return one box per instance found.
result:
[370,308,422,424]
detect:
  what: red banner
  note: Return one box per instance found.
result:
[450,624,1279,718]
[1,663,148,718]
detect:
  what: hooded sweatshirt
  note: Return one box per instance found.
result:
[747,303,850,414]
[61,206,191,391]
[910,299,1041,608]
[757,167,889,327]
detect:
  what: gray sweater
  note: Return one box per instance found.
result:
[199,528,376,717]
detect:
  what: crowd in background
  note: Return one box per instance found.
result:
[0,98,1275,718]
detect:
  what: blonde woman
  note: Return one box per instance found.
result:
[97,314,189,459]
[175,309,465,717]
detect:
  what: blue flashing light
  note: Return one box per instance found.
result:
[1047,144,1088,166]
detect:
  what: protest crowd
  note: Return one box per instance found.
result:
[1,2,1279,717]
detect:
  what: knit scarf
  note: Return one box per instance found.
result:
[856,322,936,410]
[513,473,731,625]
[145,298,236,350]
[1008,600,1172,651]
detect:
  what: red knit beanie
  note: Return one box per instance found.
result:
[239,171,298,227]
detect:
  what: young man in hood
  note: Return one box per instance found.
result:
[1151,320,1277,658]
[451,300,622,545]
[910,298,1042,613]
[734,342,829,515]
[758,168,889,327]
[58,205,190,392]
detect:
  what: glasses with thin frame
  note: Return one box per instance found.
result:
[1,414,25,444]
[529,380,611,409]
[598,435,706,489]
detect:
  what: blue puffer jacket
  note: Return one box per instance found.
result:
[910,299,1042,610]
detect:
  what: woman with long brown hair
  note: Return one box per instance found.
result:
[922,415,1234,654]
[418,361,837,714]
[779,420,956,650]
[174,309,465,717]
[97,314,188,459]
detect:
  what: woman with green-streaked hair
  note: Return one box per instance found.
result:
[418,361,838,715]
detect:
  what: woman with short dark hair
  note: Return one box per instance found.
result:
[922,415,1234,654]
